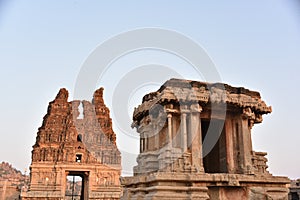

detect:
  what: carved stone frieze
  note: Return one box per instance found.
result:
[22,87,122,200]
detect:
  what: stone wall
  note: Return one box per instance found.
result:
[22,87,122,200]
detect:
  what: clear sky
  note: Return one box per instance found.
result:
[0,1,300,179]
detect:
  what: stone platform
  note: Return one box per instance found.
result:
[122,172,289,200]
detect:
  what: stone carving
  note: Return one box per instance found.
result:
[122,78,289,200]
[21,87,122,200]
[252,151,270,175]
[209,86,227,103]
[289,179,300,200]
[242,107,256,128]
[134,79,272,119]
[190,103,202,113]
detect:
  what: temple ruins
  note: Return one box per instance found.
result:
[21,88,122,200]
[20,78,290,200]
[121,78,290,200]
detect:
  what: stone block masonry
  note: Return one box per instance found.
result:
[121,78,290,200]
[21,87,122,200]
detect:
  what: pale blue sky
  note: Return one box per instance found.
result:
[0,1,300,179]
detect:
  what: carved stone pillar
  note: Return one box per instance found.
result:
[188,103,204,172]
[241,119,253,174]
[144,134,148,152]
[181,105,188,152]
[240,108,255,174]
[140,137,144,153]
[167,113,173,149]
[225,118,235,173]
[155,130,159,150]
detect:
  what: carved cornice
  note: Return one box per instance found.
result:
[133,79,271,122]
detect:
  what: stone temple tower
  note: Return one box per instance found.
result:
[21,88,121,200]
[121,78,289,200]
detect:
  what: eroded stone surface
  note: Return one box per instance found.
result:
[0,162,28,200]
[21,88,121,200]
[289,179,300,200]
[122,78,289,200]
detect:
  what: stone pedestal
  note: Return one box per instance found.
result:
[121,172,210,200]
[122,173,289,200]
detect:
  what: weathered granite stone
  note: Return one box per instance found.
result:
[121,78,289,200]
[289,179,300,200]
[21,87,121,200]
[0,162,28,200]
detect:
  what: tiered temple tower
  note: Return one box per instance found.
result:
[21,87,121,200]
[121,78,289,200]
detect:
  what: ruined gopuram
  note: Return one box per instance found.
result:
[121,78,290,200]
[21,88,121,200]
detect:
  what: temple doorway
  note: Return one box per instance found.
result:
[201,119,228,173]
[65,171,89,200]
